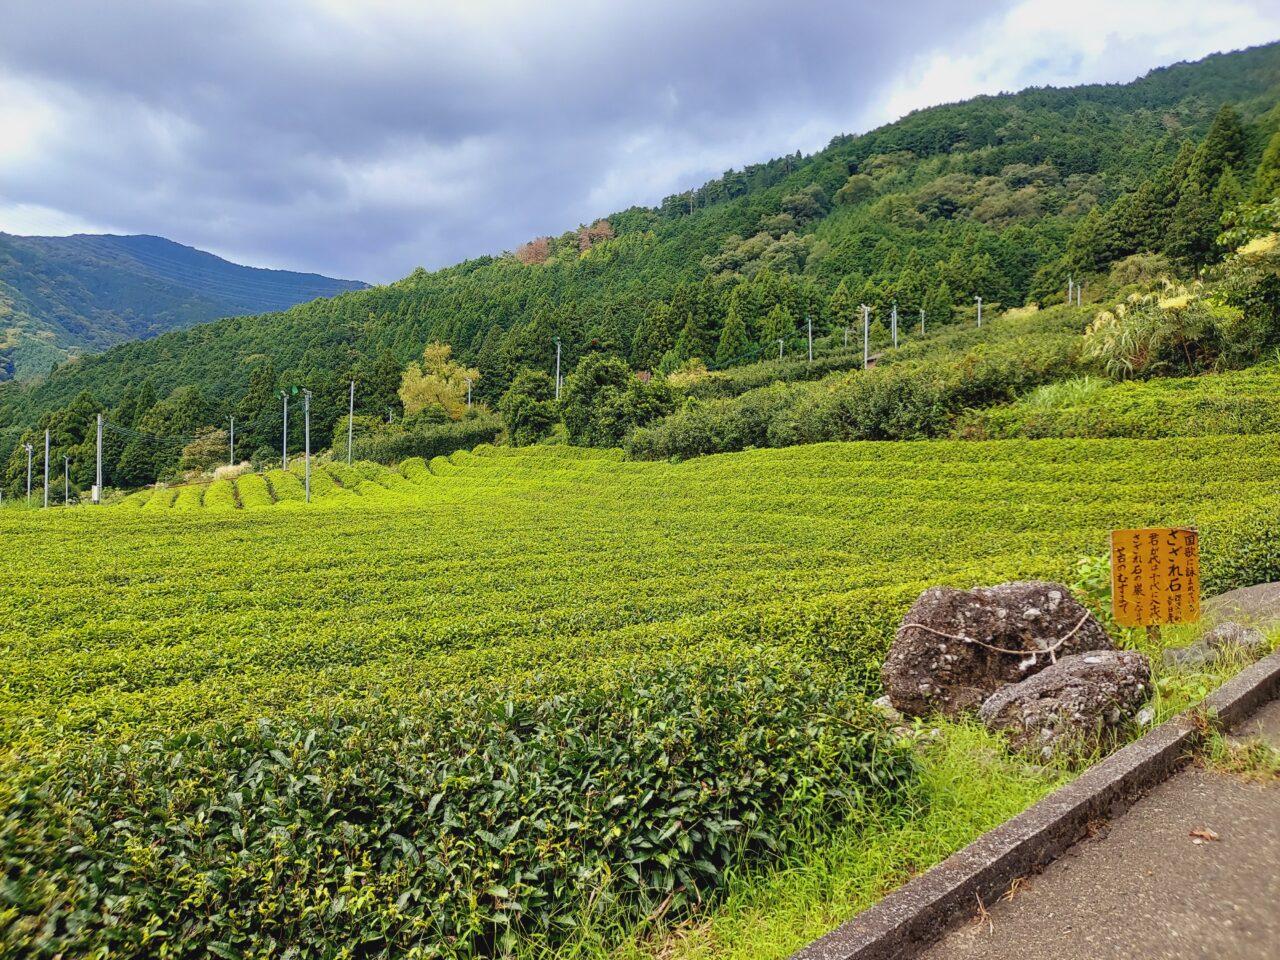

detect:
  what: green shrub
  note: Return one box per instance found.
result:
[171,484,206,511]
[264,469,304,501]
[349,414,502,465]
[628,382,801,460]
[352,461,413,493]
[1201,498,1280,595]
[140,487,177,511]
[958,366,1280,440]
[236,473,274,508]
[203,478,239,511]
[399,457,432,483]
[770,367,948,445]
[324,460,363,489]
[562,354,674,448]
[288,459,349,498]
[685,346,871,401]
[3,655,913,959]
[630,326,1078,460]
[119,489,152,508]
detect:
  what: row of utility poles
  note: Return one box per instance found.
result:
[17,363,481,508]
[11,430,77,507]
[279,387,314,501]
[834,295,990,371]
[15,280,1089,509]
[277,374,476,503]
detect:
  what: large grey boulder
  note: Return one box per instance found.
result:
[979,649,1152,759]
[1161,621,1269,669]
[881,581,1112,717]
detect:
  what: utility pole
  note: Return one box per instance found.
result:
[229,416,235,467]
[281,390,289,469]
[861,304,870,369]
[347,379,355,465]
[920,306,925,335]
[24,443,32,505]
[1067,276,1074,304]
[806,314,813,363]
[465,377,473,409]
[64,456,69,505]
[891,303,898,349]
[1077,282,1083,307]
[303,388,312,503]
[95,413,103,503]
[43,430,49,508]
[975,295,983,328]
[554,338,562,401]
[777,337,784,360]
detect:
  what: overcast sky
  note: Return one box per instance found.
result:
[2,1,1278,283]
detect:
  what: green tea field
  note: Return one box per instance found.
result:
[2,438,1278,958]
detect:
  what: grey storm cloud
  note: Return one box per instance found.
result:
[0,1,1015,281]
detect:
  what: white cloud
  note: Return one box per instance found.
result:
[0,202,114,237]
[0,1,1274,281]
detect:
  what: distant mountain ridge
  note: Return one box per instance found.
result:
[0,232,367,380]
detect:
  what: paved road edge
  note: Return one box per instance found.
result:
[790,648,1280,960]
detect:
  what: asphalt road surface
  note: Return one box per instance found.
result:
[921,698,1280,960]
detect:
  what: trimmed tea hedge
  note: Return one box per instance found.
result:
[956,366,1280,440]
[349,414,503,466]
[3,656,912,959]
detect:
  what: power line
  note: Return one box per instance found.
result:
[101,421,203,445]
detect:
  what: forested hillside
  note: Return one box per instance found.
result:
[0,233,367,381]
[2,41,1279,492]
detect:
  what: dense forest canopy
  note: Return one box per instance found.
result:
[2,41,1280,495]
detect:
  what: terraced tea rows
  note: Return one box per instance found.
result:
[962,366,1280,439]
[3,437,1278,745]
[120,456,420,509]
[3,436,1279,957]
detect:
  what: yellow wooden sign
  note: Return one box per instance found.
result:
[1110,527,1200,628]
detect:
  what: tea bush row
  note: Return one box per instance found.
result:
[956,365,1280,440]
[628,325,1082,459]
[3,654,914,959]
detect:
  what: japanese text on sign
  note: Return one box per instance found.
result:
[1110,527,1200,628]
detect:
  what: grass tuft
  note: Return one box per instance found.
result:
[1201,730,1280,782]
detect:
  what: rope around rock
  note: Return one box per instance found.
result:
[896,609,1094,664]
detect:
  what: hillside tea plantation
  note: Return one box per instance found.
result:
[2,439,1279,958]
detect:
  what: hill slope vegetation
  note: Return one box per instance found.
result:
[2,41,1280,491]
[0,232,367,381]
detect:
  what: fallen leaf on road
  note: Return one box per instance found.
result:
[1190,828,1220,843]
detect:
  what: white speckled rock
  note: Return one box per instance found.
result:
[979,649,1151,759]
[881,581,1112,718]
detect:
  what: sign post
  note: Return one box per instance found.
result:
[1110,527,1201,642]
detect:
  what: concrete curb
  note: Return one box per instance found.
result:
[791,648,1280,960]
